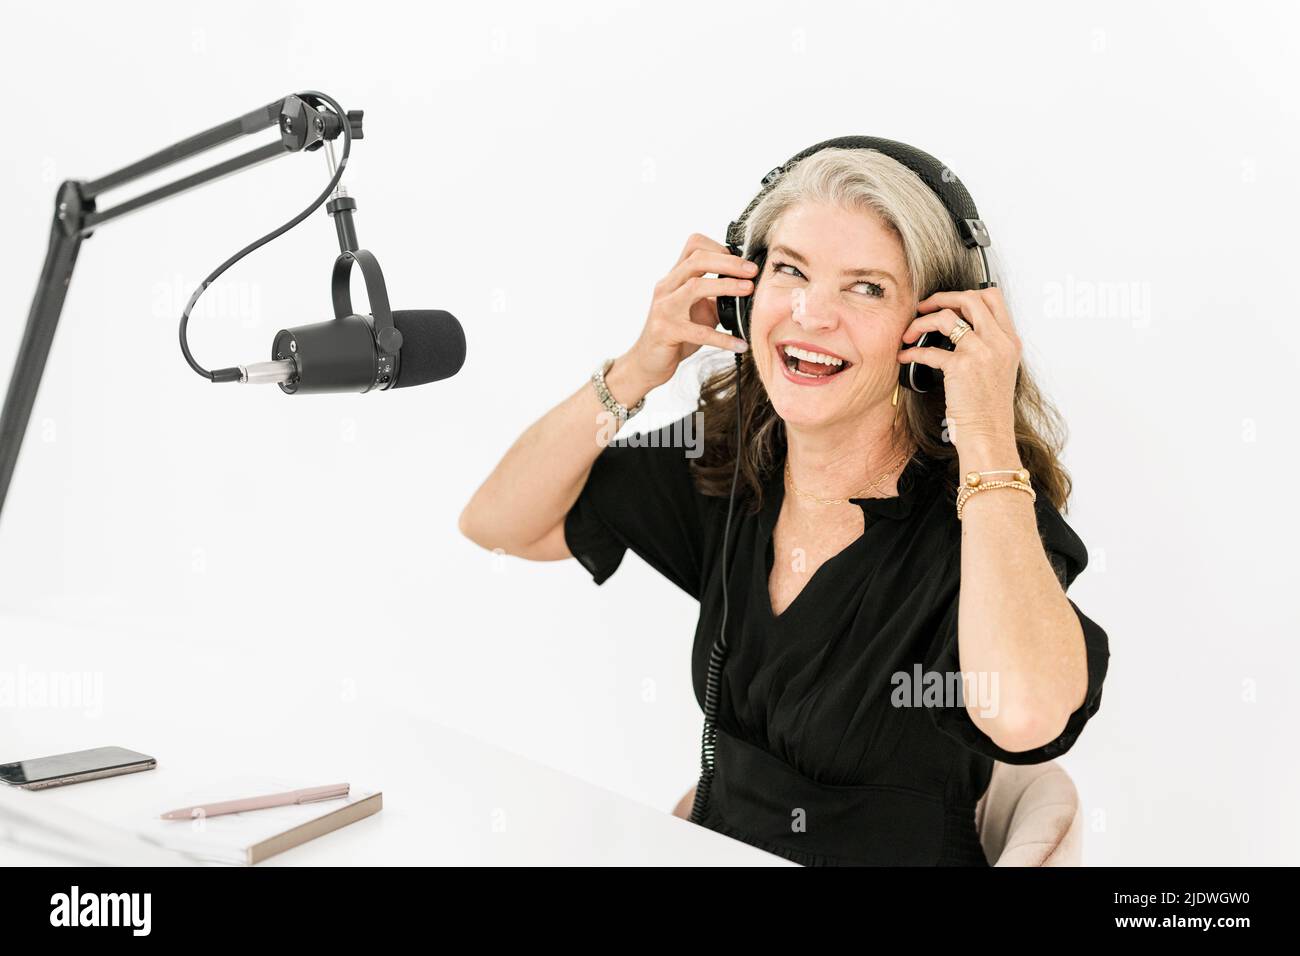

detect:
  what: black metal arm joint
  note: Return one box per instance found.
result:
[54,181,94,239]
[279,95,363,153]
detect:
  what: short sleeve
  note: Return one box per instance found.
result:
[923,493,1110,764]
[563,413,706,600]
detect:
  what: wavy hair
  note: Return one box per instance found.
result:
[688,147,1073,514]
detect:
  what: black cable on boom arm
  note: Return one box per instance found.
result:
[179,90,353,383]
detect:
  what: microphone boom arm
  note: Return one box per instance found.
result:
[0,92,364,525]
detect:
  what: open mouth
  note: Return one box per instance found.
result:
[776,342,853,381]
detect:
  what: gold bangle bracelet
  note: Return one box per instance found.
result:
[956,479,1035,520]
[964,468,1031,487]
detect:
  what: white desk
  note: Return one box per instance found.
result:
[0,611,791,866]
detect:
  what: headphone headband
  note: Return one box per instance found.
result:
[725,135,991,253]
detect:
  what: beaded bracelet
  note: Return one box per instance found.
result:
[956,468,1035,520]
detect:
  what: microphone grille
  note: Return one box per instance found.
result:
[391,310,466,388]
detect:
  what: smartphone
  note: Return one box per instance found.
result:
[0,746,156,790]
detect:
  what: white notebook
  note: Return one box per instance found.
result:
[139,778,382,865]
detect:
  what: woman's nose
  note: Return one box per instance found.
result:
[789,286,841,332]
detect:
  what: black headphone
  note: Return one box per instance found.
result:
[687,136,997,828]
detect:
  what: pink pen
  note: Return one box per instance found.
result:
[160,783,349,820]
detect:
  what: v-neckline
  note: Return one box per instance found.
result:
[757,449,931,624]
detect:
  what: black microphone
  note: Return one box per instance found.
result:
[237,309,466,394]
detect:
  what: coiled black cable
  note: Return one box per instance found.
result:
[688,350,744,826]
[178,90,352,382]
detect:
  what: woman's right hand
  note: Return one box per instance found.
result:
[621,233,756,391]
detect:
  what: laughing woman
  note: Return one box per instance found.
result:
[458,144,1110,866]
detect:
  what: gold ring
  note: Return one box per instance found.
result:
[948,319,973,346]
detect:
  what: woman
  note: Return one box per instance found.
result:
[459,146,1109,866]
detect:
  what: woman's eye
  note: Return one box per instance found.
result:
[773,262,884,299]
[852,281,886,298]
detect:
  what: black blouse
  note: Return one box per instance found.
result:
[564,413,1110,866]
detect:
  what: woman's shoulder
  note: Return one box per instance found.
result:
[566,412,710,596]
[903,449,1090,585]
[1033,492,1090,588]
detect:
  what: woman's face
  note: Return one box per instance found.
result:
[748,201,916,431]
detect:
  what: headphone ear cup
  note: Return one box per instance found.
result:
[718,242,747,339]
[740,248,766,344]
[718,295,741,338]
[900,328,958,393]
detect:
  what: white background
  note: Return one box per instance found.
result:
[1,0,1296,865]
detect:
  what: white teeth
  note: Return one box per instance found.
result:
[782,344,844,367]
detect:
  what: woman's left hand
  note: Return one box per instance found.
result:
[897,288,1022,450]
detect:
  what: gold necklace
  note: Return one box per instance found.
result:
[785,449,913,506]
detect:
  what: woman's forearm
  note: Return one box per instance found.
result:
[458,353,658,553]
[952,431,1089,753]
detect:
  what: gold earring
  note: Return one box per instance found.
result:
[891,381,900,408]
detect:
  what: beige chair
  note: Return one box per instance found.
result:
[975,759,1083,866]
[673,759,1083,866]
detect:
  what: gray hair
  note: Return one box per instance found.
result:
[740,146,995,303]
